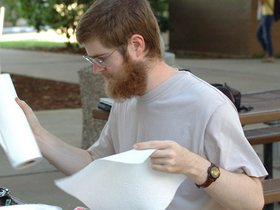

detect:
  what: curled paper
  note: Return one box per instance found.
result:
[56,149,185,210]
[0,74,42,169]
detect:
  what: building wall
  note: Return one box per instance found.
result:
[169,0,280,56]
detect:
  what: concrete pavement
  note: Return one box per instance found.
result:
[1,48,279,92]
[0,48,86,83]
[0,48,279,209]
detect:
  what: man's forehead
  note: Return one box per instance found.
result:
[84,39,109,55]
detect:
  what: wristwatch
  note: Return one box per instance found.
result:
[196,162,220,188]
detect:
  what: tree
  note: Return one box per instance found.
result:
[0,0,21,26]
[16,0,169,48]
[17,0,54,31]
[148,0,169,32]
[45,0,92,47]
[18,0,91,48]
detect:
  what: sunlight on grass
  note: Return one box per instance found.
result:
[0,29,77,49]
[0,40,66,48]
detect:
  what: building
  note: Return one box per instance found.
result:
[169,0,280,57]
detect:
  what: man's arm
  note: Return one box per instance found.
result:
[134,140,264,210]
[16,98,93,175]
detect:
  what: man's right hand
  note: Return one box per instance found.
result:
[15,97,43,136]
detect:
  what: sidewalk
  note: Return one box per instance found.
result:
[1,48,279,92]
[0,48,85,83]
[0,48,280,209]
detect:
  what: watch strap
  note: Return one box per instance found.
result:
[196,162,220,188]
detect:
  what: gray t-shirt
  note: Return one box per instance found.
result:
[88,71,267,210]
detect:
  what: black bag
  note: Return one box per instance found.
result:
[212,83,252,112]
[179,69,252,112]
[212,83,241,110]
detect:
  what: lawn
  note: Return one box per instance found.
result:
[0,40,65,48]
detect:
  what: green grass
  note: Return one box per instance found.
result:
[0,40,66,48]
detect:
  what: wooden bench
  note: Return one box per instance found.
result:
[244,125,280,179]
[263,178,280,205]
[92,109,110,121]
[240,110,280,126]
[244,126,280,146]
[244,126,280,209]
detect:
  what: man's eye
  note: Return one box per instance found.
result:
[96,58,104,64]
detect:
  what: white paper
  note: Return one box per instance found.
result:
[56,149,185,210]
[0,204,62,210]
[99,97,113,106]
[0,73,42,169]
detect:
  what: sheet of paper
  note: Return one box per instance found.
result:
[56,149,185,210]
[0,74,42,169]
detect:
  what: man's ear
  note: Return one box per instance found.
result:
[127,34,145,59]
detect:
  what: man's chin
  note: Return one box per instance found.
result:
[103,75,113,81]
[105,86,136,100]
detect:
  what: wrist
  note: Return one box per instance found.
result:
[196,162,220,188]
[182,153,210,184]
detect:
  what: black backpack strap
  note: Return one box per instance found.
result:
[179,69,191,72]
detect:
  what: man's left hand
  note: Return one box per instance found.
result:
[134,140,195,174]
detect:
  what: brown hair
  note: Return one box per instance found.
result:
[76,0,162,58]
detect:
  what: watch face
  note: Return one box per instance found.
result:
[210,166,220,179]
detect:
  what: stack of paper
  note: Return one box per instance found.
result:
[97,97,114,111]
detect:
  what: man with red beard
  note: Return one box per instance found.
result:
[17,0,267,209]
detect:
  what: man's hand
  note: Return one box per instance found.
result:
[134,140,196,174]
[16,98,42,135]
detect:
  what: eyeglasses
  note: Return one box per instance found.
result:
[83,49,118,68]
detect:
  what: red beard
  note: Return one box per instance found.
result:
[104,55,148,100]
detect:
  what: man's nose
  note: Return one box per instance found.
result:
[92,64,105,74]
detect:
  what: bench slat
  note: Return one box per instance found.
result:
[262,178,280,204]
[92,109,109,121]
[244,126,280,145]
[240,110,280,125]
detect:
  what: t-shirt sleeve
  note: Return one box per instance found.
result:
[204,102,268,178]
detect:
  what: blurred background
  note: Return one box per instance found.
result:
[1,0,279,58]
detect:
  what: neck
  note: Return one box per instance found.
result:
[145,59,178,93]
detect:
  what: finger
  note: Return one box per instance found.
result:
[151,163,174,173]
[150,149,175,159]
[151,154,176,165]
[15,97,33,114]
[134,140,172,150]
[15,97,24,107]
[150,157,169,165]
[151,164,166,172]
[15,97,40,129]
